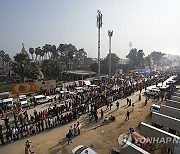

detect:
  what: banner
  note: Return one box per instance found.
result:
[10,80,56,94]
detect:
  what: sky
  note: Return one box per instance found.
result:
[0,0,180,59]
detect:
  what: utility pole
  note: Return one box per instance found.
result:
[108,30,113,78]
[96,10,103,79]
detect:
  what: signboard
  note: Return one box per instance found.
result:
[10,80,56,94]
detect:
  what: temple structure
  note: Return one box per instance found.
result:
[21,43,29,58]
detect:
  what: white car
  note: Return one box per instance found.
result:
[2,98,14,109]
[34,95,52,104]
[19,95,28,107]
[150,104,160,113]
[71,145,97,154]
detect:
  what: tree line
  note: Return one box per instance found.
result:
[0,44,166,82]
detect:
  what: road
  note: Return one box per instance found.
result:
[0,88,161,154]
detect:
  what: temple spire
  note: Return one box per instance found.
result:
[21,43,29,58]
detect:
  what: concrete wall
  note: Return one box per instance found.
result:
[152,112,180,134]
[121,140,150,154]
[166,100,180,109]
[160,105,180,120]
[139,122,180,152]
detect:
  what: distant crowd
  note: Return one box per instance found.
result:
[0,72,176,145]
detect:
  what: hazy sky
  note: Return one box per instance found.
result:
[0,0,180,59]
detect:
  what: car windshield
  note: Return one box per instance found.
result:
[19,98,26,101]
[153,107,159,111]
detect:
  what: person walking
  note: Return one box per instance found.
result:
[125,111,130,120]
[25,139,34,154]
[116,101,119,110]
[126,98,129,105]
[139,94,141,101]
[110,102,113,110]
[129,99,131,106]
[145,98,147,106]
[66,132,72,145]
[77,121,81,135]
[100,109,104,119]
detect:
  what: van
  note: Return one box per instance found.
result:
[19,95,28,108]
[150,104,160,113]
[34,95,52,104]
[144,88,160,96]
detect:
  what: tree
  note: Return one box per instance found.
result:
[41,59,64,80]
[35,47,41,60]
[12,53,40,81]
[137,50,145,68]
[29,48,34,60]
[126,48,145,69]
[57,44,77,70]
[101,53,120,75]
[39,49,45,60]
[73,48,87,69]
[150,51,165,65]
[42,44,50,59]
[50,45,58,59]
[4,54,11,65]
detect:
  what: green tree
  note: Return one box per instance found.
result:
[42,44,50,59]
[35,47,41,60]
[137,50,145,68]
[4,54,11,65]
[101,53,120,75]
[41,59,64,80]
[73,48,87,69]
[12,53,40,81]
[39,49,45,60]
[150,51,165,65]
[126,48,145,69]
[57,44,77,70]
[50,45,58,59]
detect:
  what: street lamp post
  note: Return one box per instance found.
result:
[108,30,113,78]
[97,10,103,79]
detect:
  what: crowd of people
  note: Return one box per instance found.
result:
[0,72,176,146]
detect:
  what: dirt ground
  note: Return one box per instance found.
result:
[0,90,165,154]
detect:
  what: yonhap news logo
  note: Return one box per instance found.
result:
[118,133,180,148]
[118,133,132,148]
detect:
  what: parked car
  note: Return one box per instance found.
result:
[1,98,14,109]
[150,104,160,113]
[34,95,52,104]
[18,95,28,108]
[71,145,97,154]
